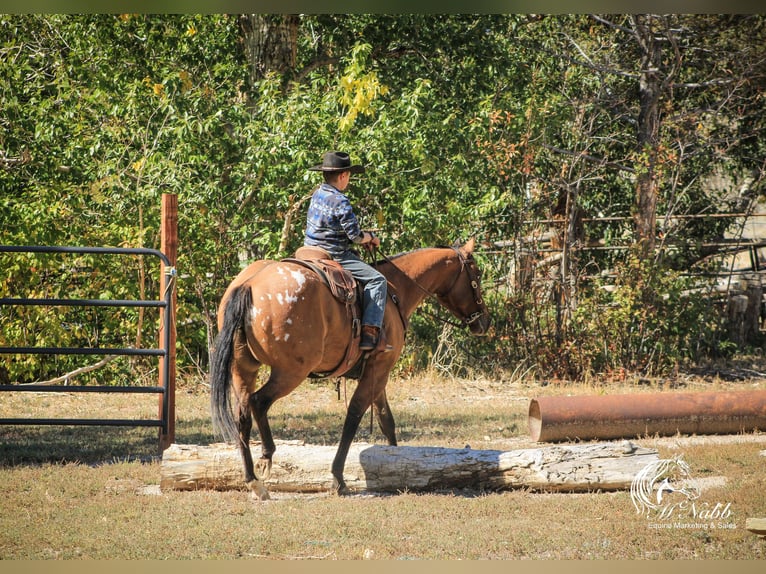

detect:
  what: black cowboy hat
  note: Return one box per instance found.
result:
[308,151,366,174]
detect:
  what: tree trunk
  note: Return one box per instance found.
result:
[631,14,663,258]
[160,441,658,494]
[239,14,299,87]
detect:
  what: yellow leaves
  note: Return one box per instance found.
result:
[142,75,165,98]
[339,72,388,131]
[338,43,390,132]
[475,107,532,181]
[179,70,192,93]
[142,70,192,98]
[630,143,678,177]
[132,157,146,173]
[488,109,515,134]
[185,23,197,37]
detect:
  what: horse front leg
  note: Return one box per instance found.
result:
[331,393,369,496]
[373,389,397,446]
[332,357,399,495]
[332,371,390,495]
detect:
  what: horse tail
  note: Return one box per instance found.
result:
[210,284,253,443]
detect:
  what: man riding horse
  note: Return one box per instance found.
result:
[304,151,388,352]
[210,150,491,499]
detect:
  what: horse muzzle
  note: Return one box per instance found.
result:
[466,311,491,336]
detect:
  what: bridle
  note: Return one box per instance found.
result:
[374,246,488,329]
[432,247,488,327]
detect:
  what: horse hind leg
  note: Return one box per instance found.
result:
[250,389,275,483]
[233,366,271,501]
[249,369,306,484]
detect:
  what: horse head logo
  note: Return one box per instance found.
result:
[630,456,700,516]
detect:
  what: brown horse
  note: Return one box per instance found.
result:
[210,239,491,499]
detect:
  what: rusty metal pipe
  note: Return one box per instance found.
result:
[528,390,766,442]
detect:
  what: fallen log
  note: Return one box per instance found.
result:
[746,518,766,537]
[160,440,658,494]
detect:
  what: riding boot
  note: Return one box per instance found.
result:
[360,325,380,351]
[360,325,392,353]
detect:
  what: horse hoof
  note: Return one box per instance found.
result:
[256,457,272,481]
[332,478,351,497]
[246,479,271,501]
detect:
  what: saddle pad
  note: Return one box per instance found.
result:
[295,245,331,261]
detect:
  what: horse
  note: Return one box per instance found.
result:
[210,239,491,499]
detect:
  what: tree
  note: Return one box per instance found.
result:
[1,14,525,381]
[631,14,674,257]
[1,14,249,381]
[473,14,766,377]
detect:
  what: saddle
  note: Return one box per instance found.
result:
[283,246,364,379]
[290,246,358,306]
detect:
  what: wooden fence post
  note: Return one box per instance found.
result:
[159,193,177,451]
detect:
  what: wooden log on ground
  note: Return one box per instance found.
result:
[746,518,766,537]
[160,440,658,494]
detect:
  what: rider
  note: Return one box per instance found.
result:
[304,151,388,352]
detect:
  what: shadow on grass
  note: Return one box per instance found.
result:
[0,408,526,467]
[0,424,164,465]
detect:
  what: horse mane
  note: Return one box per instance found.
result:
[372,245,456,266]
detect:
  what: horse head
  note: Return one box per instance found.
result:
[435,239,491,336]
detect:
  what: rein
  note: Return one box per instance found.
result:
[370,246,486,329]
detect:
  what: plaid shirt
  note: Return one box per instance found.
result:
[304,183,363,256]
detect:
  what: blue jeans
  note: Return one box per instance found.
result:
[334,250,387,329]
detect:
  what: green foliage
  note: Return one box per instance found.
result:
[567,257,725,378]
[2,14,765,384]
[1,15,241,382]
[479,250,729,382]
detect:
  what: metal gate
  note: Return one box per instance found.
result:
[0,244,176,446]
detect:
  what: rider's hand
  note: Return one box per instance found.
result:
[360,231,380,251]
[367,232,381,248]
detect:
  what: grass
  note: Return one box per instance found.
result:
[1,372,766,559]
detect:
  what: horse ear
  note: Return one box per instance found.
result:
[460,237,476,256]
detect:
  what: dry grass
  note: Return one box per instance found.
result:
[1,371,766,559]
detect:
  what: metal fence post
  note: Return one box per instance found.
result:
[159,193,178,451]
